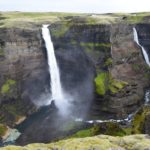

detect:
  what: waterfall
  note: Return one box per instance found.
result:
[133,28,150,67]
[145,89,150,105]
[42,25,69,115]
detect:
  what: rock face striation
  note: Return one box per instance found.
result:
[92,24,150,119]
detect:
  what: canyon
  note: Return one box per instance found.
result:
[0,12,149,147]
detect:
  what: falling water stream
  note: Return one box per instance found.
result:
[133,27,150,67]
[42,25,69,115]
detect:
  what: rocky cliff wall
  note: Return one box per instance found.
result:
[91,24,150,119]
[0,28,49,126]
[0,22,149,144]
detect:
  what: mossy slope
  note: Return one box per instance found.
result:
[1,134,150,150]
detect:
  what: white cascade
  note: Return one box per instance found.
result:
[133,27,150,67]
[42,25,69,115]
[145,89,150,105]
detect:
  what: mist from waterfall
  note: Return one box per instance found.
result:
[42,25,70,116]
[133,27,150,67]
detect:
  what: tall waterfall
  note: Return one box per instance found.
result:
[42,25,69,115]
[133,28,150,66]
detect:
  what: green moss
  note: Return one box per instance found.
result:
[86,17,97,24]
[1,79,16,94]
[123,128,132,135]
[104,58,113,67]
[95,72,128,96]
[0,99,28,126]
[132,114,144,134]
[80,42,111,48]
[132,64,141,72]
[126,15,144,24]
[61,121,83,132]
[51,23,72,38]
[2,134,150,150]
[131,106,150,134]
[104,122,126,136]
[71,128,93,138]
[109,78,128,94]
[92,123,126,136]
[3,105,20,119]
[0,123,8,137]
[0,48,4,56]
[95,72,109,95]
[71,123,127,138]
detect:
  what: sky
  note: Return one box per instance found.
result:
[0,0,150,13]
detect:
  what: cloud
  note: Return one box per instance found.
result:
[0,0,149,13]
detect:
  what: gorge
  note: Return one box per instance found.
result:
[0,12,150,148]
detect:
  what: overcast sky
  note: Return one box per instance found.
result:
[0,0,150,13]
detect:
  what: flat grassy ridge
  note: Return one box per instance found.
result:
[0,12,150,28]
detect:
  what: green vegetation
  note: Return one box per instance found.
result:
[0,48,4,56]
[0,123,8,137]
[0,12,84,28]
[95,72,128,95]
[2,134,150,150]
[71,122,127,139]
[113,12,150,23]
[71,128,93,138]
[123,127,132,135]
[95,72,108,95]
[80,42,111,48]
[80,42,111,62]
[51,23,72,38]
[0,12,149,28]
[104,58,113,67]
[109,77,128,94]
[0,98,28,125]
[132,64,141,71]
[132,106,150,134]
[1,79,16,94]
[2,105,21,121]
[126,15,144,23]
[61,121,83,132]
[97,122,126,136]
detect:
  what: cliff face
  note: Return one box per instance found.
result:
[136,24,150,58]
[0,28,51,126]
[92,24,149,119]
[0,14,150,144]
[50,24,110,116]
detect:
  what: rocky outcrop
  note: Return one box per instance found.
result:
[132,105,150,135]
[2,134,150,150]
[136,24,150,58]
[90,24,150,119]
[0,27,50,126]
